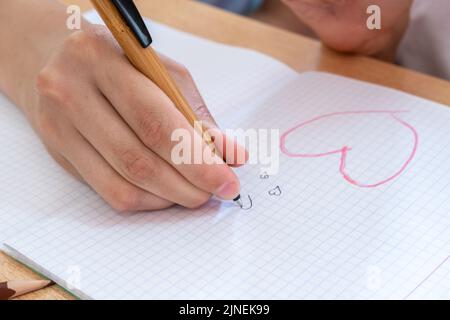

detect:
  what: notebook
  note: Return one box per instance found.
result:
[1,11,449,299]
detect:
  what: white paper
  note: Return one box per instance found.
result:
[1,11,449,299]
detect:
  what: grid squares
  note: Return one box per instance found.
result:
[0,12,449,299]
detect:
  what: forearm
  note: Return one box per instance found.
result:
[281,0,413,60]
[0,0,81,113]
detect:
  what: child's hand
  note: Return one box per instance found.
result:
[29,25,245,211]
[282,0,413,60]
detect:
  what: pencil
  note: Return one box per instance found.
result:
[90,0,242,205]
[0,280,53,300]
[90,0,215,147]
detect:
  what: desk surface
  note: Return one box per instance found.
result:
[2,0,450,300]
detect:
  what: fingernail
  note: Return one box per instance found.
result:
[232,141,249,166]
[215,181,239,200]
[221,135,249,166]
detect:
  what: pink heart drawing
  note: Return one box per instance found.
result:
[280,110,419,188]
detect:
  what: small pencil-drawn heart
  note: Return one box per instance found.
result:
[260,172,269,179]
[268,186,282,196]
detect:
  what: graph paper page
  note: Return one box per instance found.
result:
[2,11,450,299]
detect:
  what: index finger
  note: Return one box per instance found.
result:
[161,54,249,167]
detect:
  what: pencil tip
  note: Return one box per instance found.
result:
[233,194,243,208]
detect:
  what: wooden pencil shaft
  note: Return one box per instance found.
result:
[90,0,212,142]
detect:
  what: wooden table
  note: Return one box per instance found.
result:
[2,0,450,300]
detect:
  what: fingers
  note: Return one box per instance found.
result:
[34,103,173,211]
[45,146,82,181]
[62,83,212,208]
[55,125,174,212]
[94,53,242,199]
[33,26,246,211]
[66,133,174,212]
[206,128,249,168]
[160,54,249,167]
